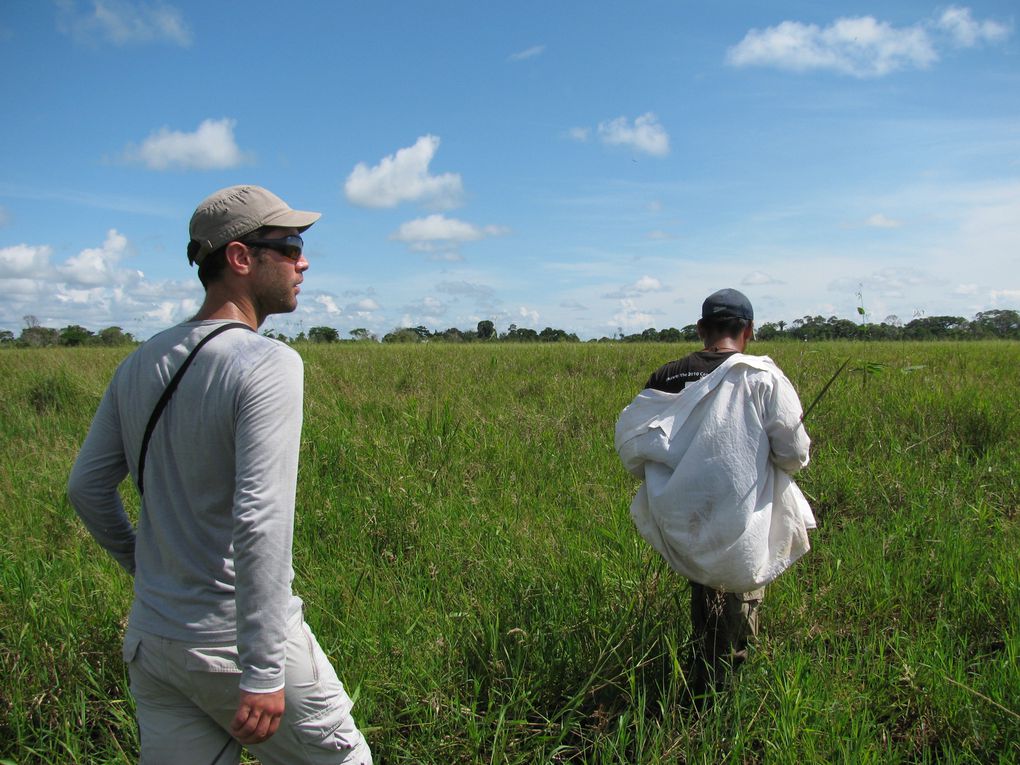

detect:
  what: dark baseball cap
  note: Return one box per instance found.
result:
[188,185,320,265]
[702,288,754,321]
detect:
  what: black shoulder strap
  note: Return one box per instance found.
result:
[137,322,252,496]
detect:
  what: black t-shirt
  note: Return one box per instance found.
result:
[644,350,738,394]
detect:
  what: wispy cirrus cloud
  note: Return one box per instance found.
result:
[865,213,903,229]
[123,118,245,171]
[57,0,192,47]
[508,44,545,62]
[345,135,463,210]
[726,7,1010,78]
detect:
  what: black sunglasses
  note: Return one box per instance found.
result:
[242,235,304,261]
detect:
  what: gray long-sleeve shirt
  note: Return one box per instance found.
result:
[68,320,304,692]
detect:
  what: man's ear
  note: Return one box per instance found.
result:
[224,241,255,276]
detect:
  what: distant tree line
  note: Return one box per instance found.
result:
[5,309,1018,349]
[2,316,137,348]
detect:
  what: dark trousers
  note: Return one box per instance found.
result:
[687,582,764,697]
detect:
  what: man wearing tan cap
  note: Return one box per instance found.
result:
[69,186,372,763]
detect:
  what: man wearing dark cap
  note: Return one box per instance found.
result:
[615,288,814,703]
[69,186,372,763]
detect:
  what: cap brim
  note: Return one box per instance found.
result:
[263,209,321,233]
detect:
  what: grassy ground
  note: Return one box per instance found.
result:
[0,341,1017,763]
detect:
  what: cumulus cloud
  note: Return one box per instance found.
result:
[390,214,508,253]
[403,296,446,316]
[0,231,205,337]
[727,16,937,77]
[597,113,670,156]
[568,127,590,142]
[58,229,142,287]
[344,135,463,209]
[742,271,784,286]
[509,44,545,61]
[353,298,380,311]
[727,8,1009,77]
[611,299,660,331]
[0,244,52,278]
[314,295,342,315]
[57,0,192,47]
[937,6,1010,47]
[603,275,669,299]
[124,118,245,171]
[865,213,903,228]
[518,306,540,324]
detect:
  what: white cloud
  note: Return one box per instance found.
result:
[125,118,244,171]
[937,6,1010,47]
[991,289,1020,304]
[561,299,588,311]
[0,205,10,227]
[58,229,142,287]
[727,16,937,77]
[610,299,659,331]
[0,244,52,278]
[597,113,670,156]
[402,296,448,320]
[344,135,463,209]
[603,274,668,299]
[57,0,192,47]
[830,266,944,298]
[389,214,508,253]
[865,213,903,228]
[568,127,590,142]
[354,298,380,311]
[954,283,978,295]
[0,232,202,337]
[634,275,664,292]
[743,271,784,286]
[435,281,496,300]
[315,295,342,315]
[518,306,540,324]
[646,229,674,240]
[509,44,545,62]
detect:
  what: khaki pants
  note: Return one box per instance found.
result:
[688,583,764,696]
[123,618,372,765]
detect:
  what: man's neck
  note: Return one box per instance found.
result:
[192,291,259,330]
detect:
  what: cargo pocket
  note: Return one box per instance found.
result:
[294,696,360,754]
[184,645,243,674]
[122,631,142,664]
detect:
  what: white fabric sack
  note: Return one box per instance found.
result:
[615,354,815,592]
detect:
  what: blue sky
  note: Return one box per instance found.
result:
[1,1,1017,339]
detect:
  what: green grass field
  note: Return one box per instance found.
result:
[1,342,1017,763]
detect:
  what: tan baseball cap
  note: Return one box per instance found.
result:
[187,185,321,265]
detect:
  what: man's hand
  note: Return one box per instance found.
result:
[230,689,285,745]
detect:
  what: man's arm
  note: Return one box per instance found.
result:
[68,384,136,574]
[763,370,811,474]
[231,345,304,697]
